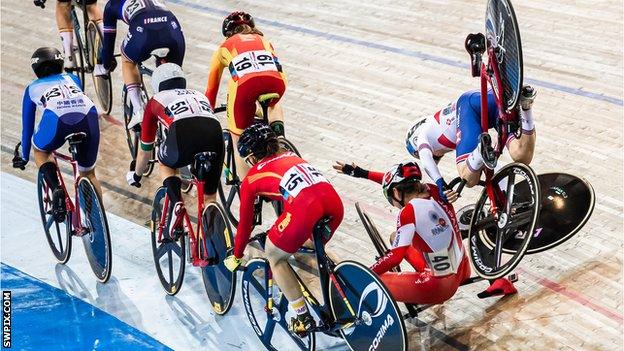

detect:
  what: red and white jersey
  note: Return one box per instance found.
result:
[415,102,459,157]
[371,184,465,276]
[140,89,216,147]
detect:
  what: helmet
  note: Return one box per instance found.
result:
[405,117,427,158]
[151,63,186,93]
[238,123,278,160]
[222,11,255,37]
[31,47,64,78]
[382,162,422,205]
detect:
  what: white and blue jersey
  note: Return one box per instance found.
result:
[21,73,100,171]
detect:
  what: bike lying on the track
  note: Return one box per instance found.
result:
[13,136,113,283]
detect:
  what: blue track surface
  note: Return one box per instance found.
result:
[0,263,171,351]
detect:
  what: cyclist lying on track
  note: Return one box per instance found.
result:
[33,0,104,69]
[205,11,287,179]
[224,124,344,336]
[13,47,103,220]
[96,0,186,128]
[405,85,537,202]
[334,161,517,303]
[126,63,225,237]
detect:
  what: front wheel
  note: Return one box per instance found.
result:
[467,162,540,279]
[328,260,407,351]
[122,84,154,176]
[77,177,112,283]
[86,21,112,115]
[37,171,72,264]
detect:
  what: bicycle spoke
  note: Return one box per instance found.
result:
[494,227,506,267]
[505,173,516,214]
[168,250,174,284]
[474,215,497,232]
[261,317,277,345]
[156,243,170,259]
[56,224,64,251]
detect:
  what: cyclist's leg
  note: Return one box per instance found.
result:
[121,25,149,120]
[55,1,74,65]
[157,122,184,205]
[455,92,487,187]
[198,119,225,204]
[227,80,257,179]
[163,15,185,66]
[506,117,536,165]
[264,76,287,135]
[75,108,102,199]
[84,0,103,32]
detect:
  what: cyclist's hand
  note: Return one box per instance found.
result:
[224,255,242,272]
[33,0,46,8]
[126,171,142,188]
[12,157,27,170]
[435,178,450,203]
[444,189,459,203]
[520,85,537,110]
[333,161,368,178]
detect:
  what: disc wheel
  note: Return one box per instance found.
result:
[37,171,72,264]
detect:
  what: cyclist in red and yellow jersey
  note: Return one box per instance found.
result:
[205,11,287,179]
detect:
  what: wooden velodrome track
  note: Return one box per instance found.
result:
[1,0,622,350]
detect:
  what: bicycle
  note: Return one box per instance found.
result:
[217,93,301,226]
[13,134,112,283]
[150,151,236,315]
[35,0,112,114]
[237,217,407,351]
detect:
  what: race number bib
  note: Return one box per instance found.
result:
[229,50,278,79]
[279,164,328,200]
[40,84,92,114]
[123,0,146,21]
[165,93,214,120]
[423,249,459,277]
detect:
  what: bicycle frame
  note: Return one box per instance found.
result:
[51,151,84,236]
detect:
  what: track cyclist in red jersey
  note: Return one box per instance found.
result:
[13,47,103,219]
[405,86,537,202]
[223,124,344,336]
[126,63,225,237]
[205,11,287,179]
[33,0,104,70]
[95,0,186,129]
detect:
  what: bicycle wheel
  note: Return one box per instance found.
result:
[71,13,86,89]
[467,162,540,279]
[86,20,112,115]
[278,137,301,157]
[218,131,241,226]
[150,187,186,295]
[122,84,154,175]
[200,202,236,315]
[241,258,315,351]
[328,260,407,351]
[355,202,389,258]
[37,171,72,264]
[77,177,112,283]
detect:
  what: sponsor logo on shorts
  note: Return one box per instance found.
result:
[277,212,291,232]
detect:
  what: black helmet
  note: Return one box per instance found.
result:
[238,123,278,160]
[31,47,64,78]
[222,11,255,37]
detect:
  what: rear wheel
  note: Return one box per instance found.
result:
[37,171,72,264]
[86,21,112,115]
[218,131,241,226]
[71,21,86,89]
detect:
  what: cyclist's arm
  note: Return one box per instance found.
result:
[101,0,119,69]
[20,86,36,161]
[234,179,255,258]
[136,99,160,175]
[370,204,416,275]
[205,48,226,108]
[418,146,444,183]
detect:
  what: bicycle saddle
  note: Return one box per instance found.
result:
[257,93,280,106]
[65,132,87,145]
[192,152,216,179]
[151,48,170,58]
[313,217,333,241]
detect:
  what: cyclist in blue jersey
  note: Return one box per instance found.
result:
[94,0,185,129]
[13,47,102,222]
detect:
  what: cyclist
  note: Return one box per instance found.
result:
[125,63,224,237]
[334,161,517,301]
[33,0,104,69]
[205,11,287,179]
[405,86,537,202]
[13,47,102,221]
[223,124,343,336]
[95,0,186,129]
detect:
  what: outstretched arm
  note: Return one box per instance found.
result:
[333,161,384,184]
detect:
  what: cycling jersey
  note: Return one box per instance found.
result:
[234,152,343,257]
[102,0,184,69]
[205,33,287,135]
[21,73,99,171]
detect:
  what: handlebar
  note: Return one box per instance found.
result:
[447,177,487,196]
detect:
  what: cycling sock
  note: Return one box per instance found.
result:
[520,109,535,133]
[126,84,143,113]
[291,297,308,316]
[59,30,73,58]
[466,148,484,172]
[40,162,60,190]
[163,176,182,204]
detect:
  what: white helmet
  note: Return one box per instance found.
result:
[405,117,428,158]
[151,63,186,93]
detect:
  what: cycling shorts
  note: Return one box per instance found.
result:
[122,11,185,66]
[267,183,344,254]
[33,107,100,172]
[59,0,97,4]
[158,117,224,195]
[226,74,286,135]
[378,255,471,305]
[455,91,498,163]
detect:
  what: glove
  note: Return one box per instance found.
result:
[435,178,449,203]
[520,85,537,111]
[94,64,109,77]
[12,156,27,170]
[126,171,142,188]
[224,255,242,272]
[335,162,369,178]
[34,0,46,8]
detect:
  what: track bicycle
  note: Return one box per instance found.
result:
[13,134,112,283]
[236,217,407,351]
[150,151,237,315]
[35,0,112,114]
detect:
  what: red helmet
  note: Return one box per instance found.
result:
[382,162,422,205]
[222,11,255,37]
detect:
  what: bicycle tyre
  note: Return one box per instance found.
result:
[123,84,155,176]
[86,20,113,115]
[150,187,186,295]
[467,162,540,279]
[71,12,86,89]
[78,177,112,283]
[200,202,236,315]
[328,260,407,351]
[37,171,72,264]
[241,258,315,351]
[218,130,241,226]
